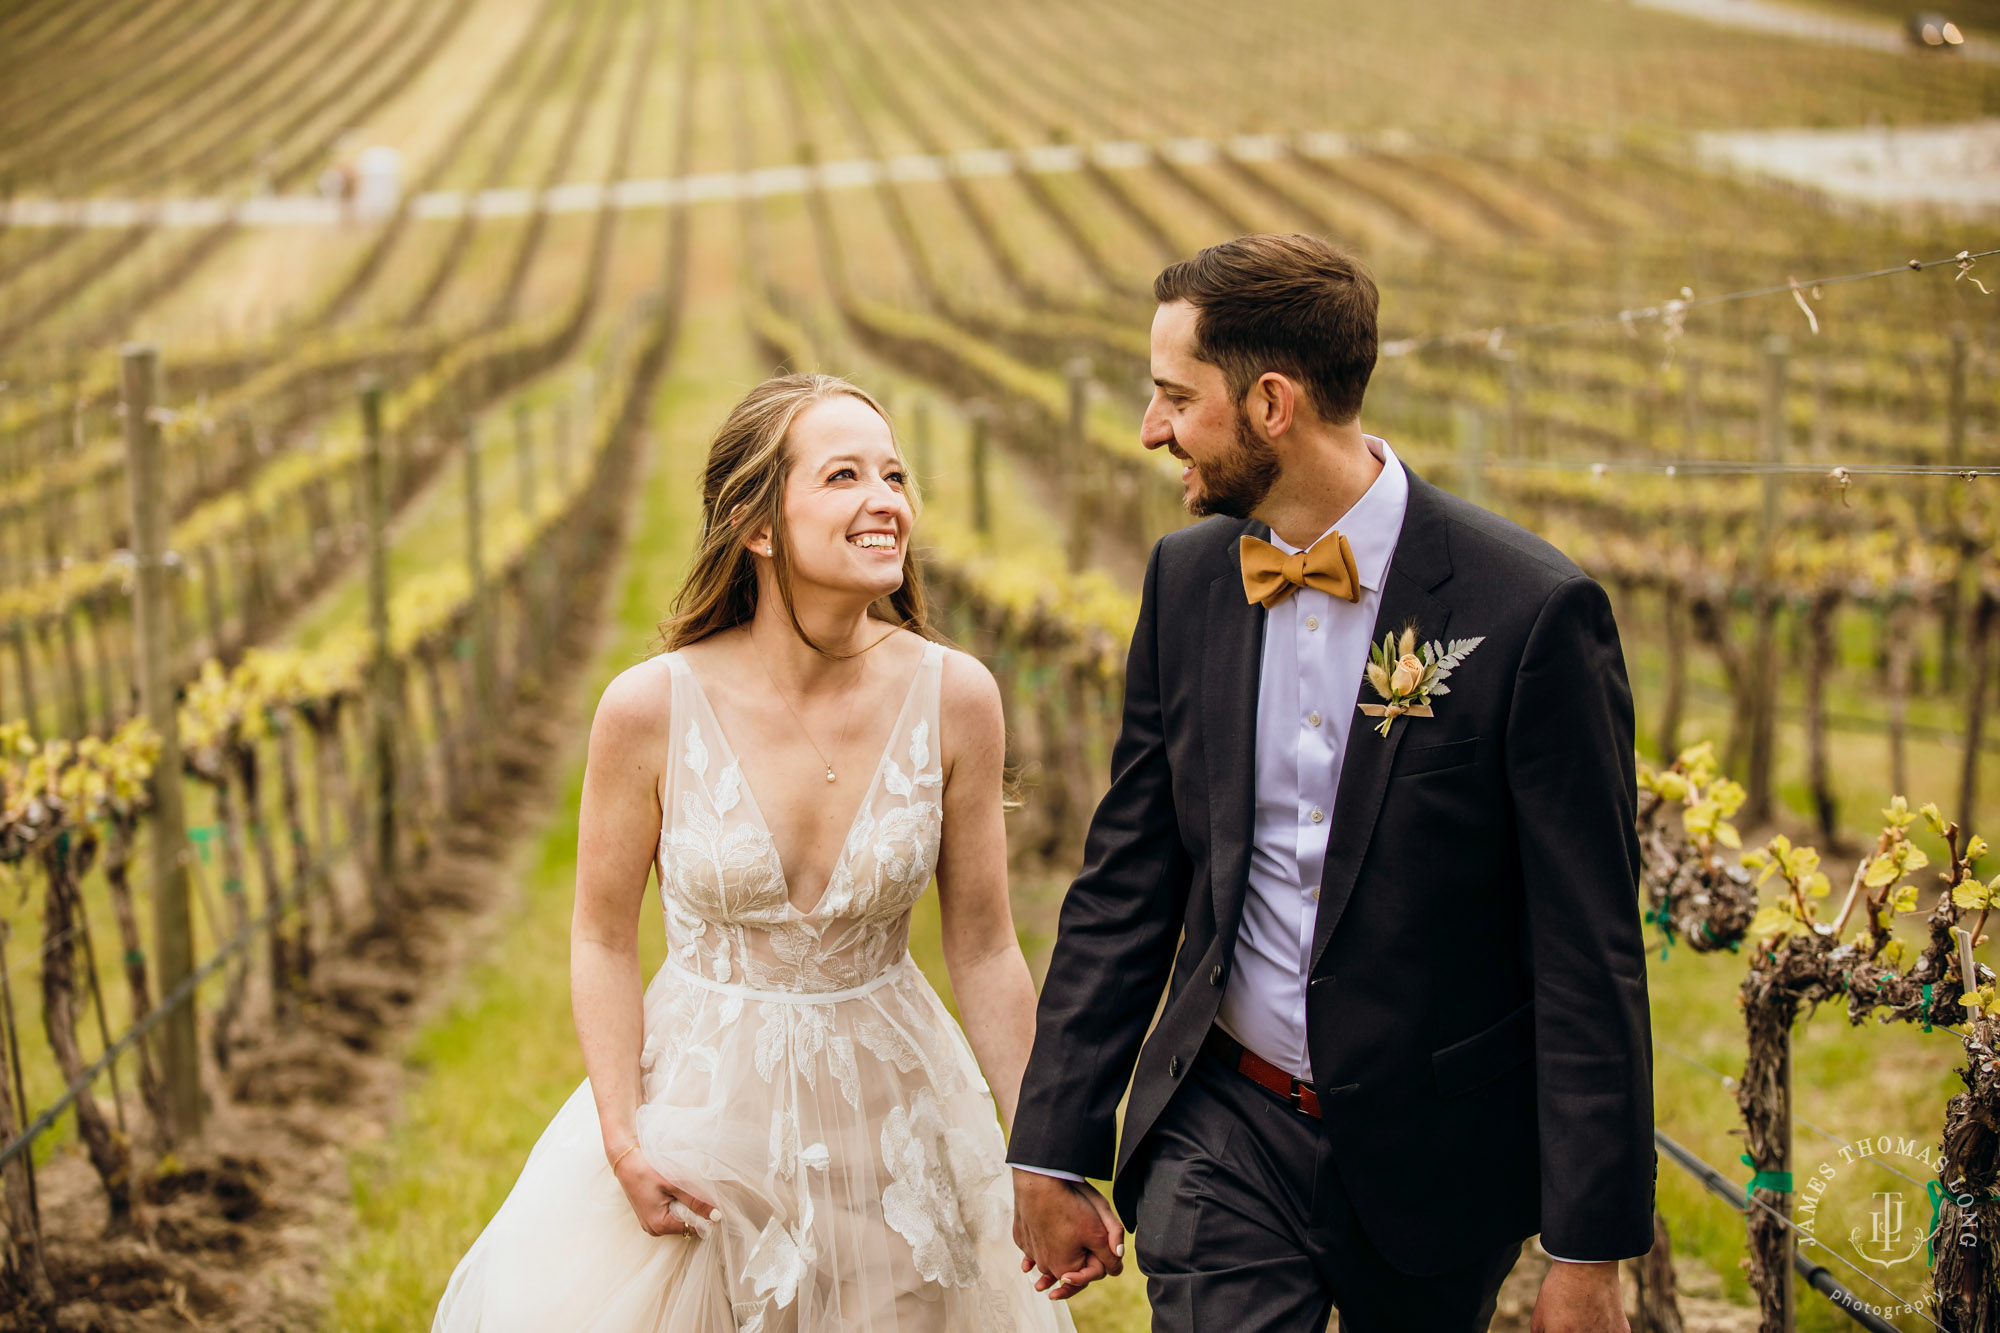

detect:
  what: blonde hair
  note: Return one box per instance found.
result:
[658,373,932,655]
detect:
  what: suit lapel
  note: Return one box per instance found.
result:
[1204,525,1265,941]
[1309,466,1454,974]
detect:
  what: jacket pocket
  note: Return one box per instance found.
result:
[1396,735,1479,777]
[1431,997,1534,1097]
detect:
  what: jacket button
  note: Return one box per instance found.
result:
[1210,964,1223,986]
[1169,1056,1182,1077]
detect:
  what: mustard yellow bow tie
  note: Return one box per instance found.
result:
[1239,532,1361,608]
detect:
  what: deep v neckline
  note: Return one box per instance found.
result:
[675,645,933,917]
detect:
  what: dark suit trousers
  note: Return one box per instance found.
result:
[1133,1044,1523,1333]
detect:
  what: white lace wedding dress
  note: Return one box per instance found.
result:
[432,641,1073,1332]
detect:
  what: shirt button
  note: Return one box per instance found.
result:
[1307,711,1321,727]
[1305,616,1320,631]
[1311,887,1322,901]
[1309,808,1324,824]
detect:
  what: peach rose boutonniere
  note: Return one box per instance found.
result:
[1359,625,1485,738]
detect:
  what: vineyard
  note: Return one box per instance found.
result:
[0,0,1997,1328]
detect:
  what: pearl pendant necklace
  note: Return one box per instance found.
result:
[752,624,903,789]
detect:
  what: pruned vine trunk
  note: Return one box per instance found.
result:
[1689,595,1756,792]
[0,926,52,1310]
[1659,583,1686,762]
[39,837,136,1234]
[1887,599,1915,800]
[1933,1017,2000,1331]
[1632,1207,1685,1333]
[274,714,316,985]
[234,744,293,1022]
[101,816,170,1137]
[207,774,254,1072]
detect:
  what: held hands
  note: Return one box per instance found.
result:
[609,1140,721,1239]
[1011,1169,1125,1301]
[1530,1259,1628,1333]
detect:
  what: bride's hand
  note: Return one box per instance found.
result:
[611,1146,720,1238]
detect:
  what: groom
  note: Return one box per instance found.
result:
[1008,234,1653,1332]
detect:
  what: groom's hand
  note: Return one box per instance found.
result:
[1011,1170,1124,1300]
[1530,1259,1628,1333]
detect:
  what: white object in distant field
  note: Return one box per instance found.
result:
[1699,119,2000,211]
[354,146,402,221]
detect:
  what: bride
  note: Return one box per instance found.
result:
[431,374,1094,1330]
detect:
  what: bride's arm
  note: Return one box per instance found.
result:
[933,651,1040,1129]
[569,661,715,1235]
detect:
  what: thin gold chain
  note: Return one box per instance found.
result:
[752,626,899,783]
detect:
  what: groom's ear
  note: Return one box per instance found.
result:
[1247,371,1300,442]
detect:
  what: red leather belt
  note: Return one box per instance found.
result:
[1201,1026,1320,1118]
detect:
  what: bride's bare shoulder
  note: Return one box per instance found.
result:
[936,644,1003,758]
[588,654,676,762]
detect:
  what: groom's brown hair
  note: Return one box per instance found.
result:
[1153,233,1378,425]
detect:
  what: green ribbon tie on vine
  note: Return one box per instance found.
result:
[187,825,220,863]
[1927,1179,1945,1267]
[1643,907,1674,960]
[223,876,244,896]
[1923,982,1934,1032]
[1740,1153,1793,1198]
[1923,1178,2000,1266]
[124,949,144,967]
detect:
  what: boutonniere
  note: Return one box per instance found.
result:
[1359,625,1485,737]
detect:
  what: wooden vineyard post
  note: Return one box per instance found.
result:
[1497,349,1524,457]
[1960,594,1996,834]
[553,399,573,493]
[465,419,495,771]
[234,416,270,637]
[1455,403,1487,509]
[1809,357,1830,460]
[514,401,536,524]
[911,396,933,494]
[1947,325,1969,475]
[1680,356,1702,454]
[361,378,398,907]
[1943,325,1972,696]
[122,342,202,1142]
[1065,358,1091,575]
[1744,336,1787,827]
[969,401,991,539]
[10,620,38,739]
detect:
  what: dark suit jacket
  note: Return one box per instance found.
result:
[1008,458,1655,1274]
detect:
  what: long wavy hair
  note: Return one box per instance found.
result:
[657,373,932,656]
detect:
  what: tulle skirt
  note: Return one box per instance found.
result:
[431,952,1073,1332]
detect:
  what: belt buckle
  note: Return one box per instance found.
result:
[1288,1079,1309,1110]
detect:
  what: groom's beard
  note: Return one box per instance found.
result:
[1184,410,1281,519]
